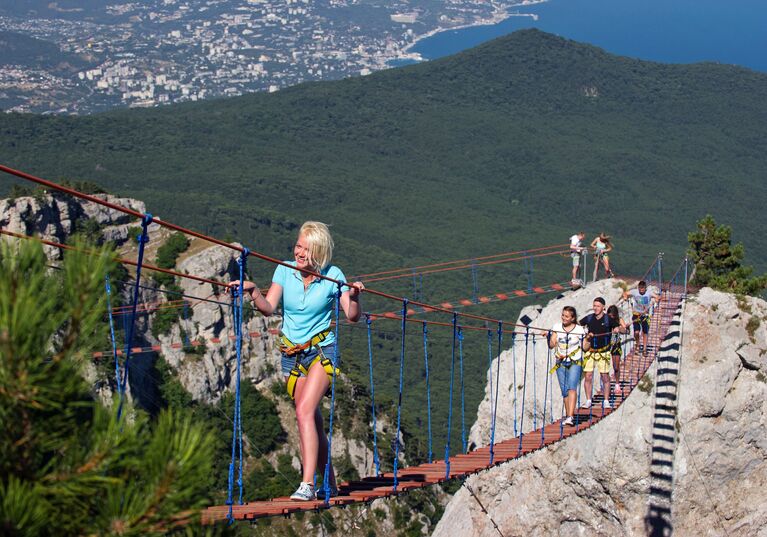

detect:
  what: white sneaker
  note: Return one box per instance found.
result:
[563,416,574,426]
[580,399,592,409]
[290,482,315,501]
[603,399,612,409]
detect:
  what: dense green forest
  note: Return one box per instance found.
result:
[2,29,766,531]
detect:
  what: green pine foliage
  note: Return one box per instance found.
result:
[0,239,218,535]
[688,215,767,296]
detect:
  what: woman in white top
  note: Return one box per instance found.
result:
[548,306,591,426]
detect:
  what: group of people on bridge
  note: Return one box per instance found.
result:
[548,281,659,427]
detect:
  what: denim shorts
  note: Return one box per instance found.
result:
[281,344,339,377]
[556,362,583,397]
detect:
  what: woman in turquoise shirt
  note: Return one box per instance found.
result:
[231,221,364,501]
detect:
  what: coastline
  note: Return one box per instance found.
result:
[394,0,548,63]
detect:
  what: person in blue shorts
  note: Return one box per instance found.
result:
[230,221,364,501]
[547,306,591,427]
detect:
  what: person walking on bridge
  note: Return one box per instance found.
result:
[580,297,621,409]
[548,306,590,427]
[229,221,364,501]
[607,304,629,396]
[624,280,660,357]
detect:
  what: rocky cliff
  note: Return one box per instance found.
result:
[433,285,767,536]
[0,192,146,255]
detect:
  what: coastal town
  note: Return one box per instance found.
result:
[0,0,543,114]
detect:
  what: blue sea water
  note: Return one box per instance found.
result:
[408,0,767,73]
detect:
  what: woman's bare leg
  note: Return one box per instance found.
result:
[294,362,331,484]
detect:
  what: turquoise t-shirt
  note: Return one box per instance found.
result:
[272,261,346,346]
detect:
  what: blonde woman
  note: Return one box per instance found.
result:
[591,233,614,279]
[230,221,363,501]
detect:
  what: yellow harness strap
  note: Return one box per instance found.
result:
[284,344,340,400]
[550,346,583,373]
[279,329,331,356]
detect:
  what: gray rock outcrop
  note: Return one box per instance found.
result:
[434,286,767,536]
[0,193,146,257]
[155,242,283,403]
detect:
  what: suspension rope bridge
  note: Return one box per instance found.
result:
[0,163,689,525]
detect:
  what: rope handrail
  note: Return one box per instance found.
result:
[350,243,568,280]
[361,249,569,283]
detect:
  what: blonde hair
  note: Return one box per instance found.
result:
[299,221,334,271]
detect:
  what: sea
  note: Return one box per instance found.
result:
[401,0,767,73]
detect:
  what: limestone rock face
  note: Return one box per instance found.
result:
[435,286,767,537]
[0,193,146,257]
[154,242,283,403]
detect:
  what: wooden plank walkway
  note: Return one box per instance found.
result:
[203,291,682,523]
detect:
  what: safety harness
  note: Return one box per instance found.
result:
[280,329,339,400]
[550,346,583,373]
[632,312,651,323]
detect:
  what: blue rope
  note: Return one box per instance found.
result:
[117,213,152,420]
[104,275,120,395]
[183,301,190,347]
[547,331,554,425]
[458,326,466,453]
[322,282,342,504]
[576,333,583,433]
[486,329,494,463]
[517,327,530,454]
[532,332,538,431]
[511,331,518,438]
[393,298,408,491]
[489,321,503,465]
[366,315,381,475]
[423,321,433,464]
[227,248,248,522]
[444,313,458,479]
[541,333,551,447]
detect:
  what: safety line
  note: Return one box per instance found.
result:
[350,243,568,280]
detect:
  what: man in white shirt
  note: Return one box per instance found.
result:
[570,232,586,284]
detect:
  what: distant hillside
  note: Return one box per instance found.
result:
[1,29,766,277]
